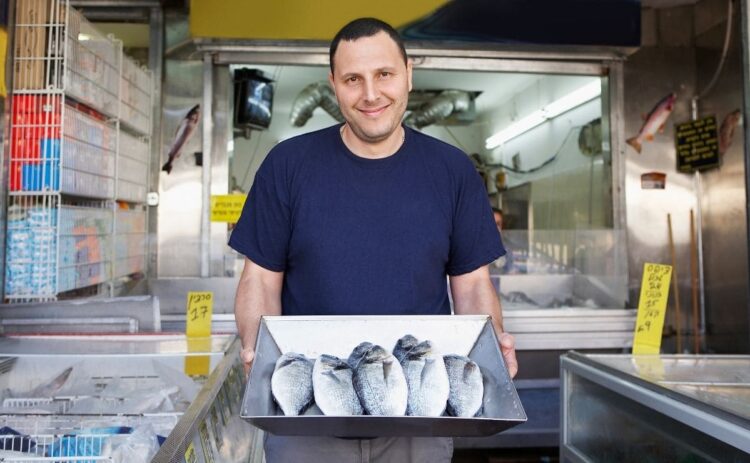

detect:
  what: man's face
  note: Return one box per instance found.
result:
[329,31,412,145]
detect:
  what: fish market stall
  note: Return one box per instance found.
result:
[560,352,750,461]
[0,334,260,463]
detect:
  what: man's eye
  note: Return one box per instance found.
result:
[347,76,359,83]
[380,72,391,78]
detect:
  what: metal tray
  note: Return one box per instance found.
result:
[240,315,526,437]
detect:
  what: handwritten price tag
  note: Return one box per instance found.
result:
[186,291,213,337]
[632,263,672,354]
[185,292,213,376]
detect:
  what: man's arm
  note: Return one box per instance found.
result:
[450,265,518,378]
[235,257,284,374]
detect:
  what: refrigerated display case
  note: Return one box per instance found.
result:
[561,352,750,462]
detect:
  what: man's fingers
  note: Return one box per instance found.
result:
[240,347,255,376]
[499,332,518,379]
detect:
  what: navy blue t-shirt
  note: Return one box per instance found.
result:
[228,124,504,316]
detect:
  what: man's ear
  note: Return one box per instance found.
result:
[328,72,335,92]
[406,59,413,92]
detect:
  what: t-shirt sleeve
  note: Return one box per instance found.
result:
[446,160,506,276]
[228,152,290,272]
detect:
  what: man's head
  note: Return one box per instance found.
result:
[329,18,407,74]
[328,18,412,149]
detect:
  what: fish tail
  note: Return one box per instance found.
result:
[161,161,172,174]
[626,136,642,154]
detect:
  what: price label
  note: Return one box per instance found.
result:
[210,194,247,223]
[184,442,197,463]
[186,291,213,337]
[185,292,213,376]
[632,263,672,354]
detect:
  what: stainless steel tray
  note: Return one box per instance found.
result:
[240,315,526,437]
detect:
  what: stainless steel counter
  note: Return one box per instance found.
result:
[561,352,750,461]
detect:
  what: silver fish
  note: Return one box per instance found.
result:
[443,355,484,417]
[271,352,314,416]
[719,109,742,155]
[348,342,407,416]
[161,104,200,174]
[393,335,449,417]
[312,354,363,416]
[626,93,676,154]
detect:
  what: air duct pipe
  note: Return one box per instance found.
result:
[290,82,344,127]
[405,90,472,128]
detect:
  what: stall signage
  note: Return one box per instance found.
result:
[632,263,672,354]
[184,442,197,463]
[675,116,720,172]
[185,291,213,376]
[210,194,246,223]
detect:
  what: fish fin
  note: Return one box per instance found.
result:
[626,137,642,154]
[323,370,344,384]
[161,161,172,174]
[382,359,392,383]
[658,124,665,133]
[645,133,655,141]
[420,358,435,384]
[641,113,648,121]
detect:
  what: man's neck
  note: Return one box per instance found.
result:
[340,124,405,160]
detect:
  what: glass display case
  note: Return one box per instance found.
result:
[561,353,750,462]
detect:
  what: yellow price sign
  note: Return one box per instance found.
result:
[632,263,672,354]
[210,194,246,223]
[185,292,213,376]
[186,291,213,337]
[184,442,197,463]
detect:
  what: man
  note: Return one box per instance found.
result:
[229,17,517,463]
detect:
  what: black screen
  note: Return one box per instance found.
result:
[234,68,274,130]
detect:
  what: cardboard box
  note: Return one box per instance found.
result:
[13,0,51,90]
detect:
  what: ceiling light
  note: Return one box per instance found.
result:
[485,80,601,150]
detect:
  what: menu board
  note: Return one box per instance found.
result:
[675,116,719,172]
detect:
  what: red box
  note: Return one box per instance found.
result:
[9,161,22,191]
[10,95,61,162]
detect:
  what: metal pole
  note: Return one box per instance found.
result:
[741,0,750,348]
[147,6,163,278]
[200,53,213,278]
[690,98,707,345]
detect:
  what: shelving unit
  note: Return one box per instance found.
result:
[5,0,153,301]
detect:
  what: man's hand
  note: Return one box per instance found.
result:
[240,346,255,376]
[499,332,518,378]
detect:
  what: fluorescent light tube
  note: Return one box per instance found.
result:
[485,110,546,150]
[485,80,601,150]
[543,81,601,118]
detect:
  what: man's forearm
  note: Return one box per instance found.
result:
[451,271,505,335]
[234,258,283,356]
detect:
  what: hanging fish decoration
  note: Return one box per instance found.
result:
[719,109,742,155]
[626,93,677,154]
[162,104,201,174]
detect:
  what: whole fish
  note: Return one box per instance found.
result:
[393,335,449,417]
[626,93,677,154]
[443,355,484,417]
[161,104,200,174]
[348,342,407,416]
[719,109,742,154]
[312,354,363,416]
[271,353,314,416]
[29,366,73,397]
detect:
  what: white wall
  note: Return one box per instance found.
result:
[480,75,602,188]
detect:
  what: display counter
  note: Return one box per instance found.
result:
[561,352,750,461]
[0,334,260,463]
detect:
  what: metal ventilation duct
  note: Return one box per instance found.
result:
[404,90,473,129]
[289,82,344,127]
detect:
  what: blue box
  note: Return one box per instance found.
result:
[22,162,59,191]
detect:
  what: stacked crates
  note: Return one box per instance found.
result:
[5,0,153,300]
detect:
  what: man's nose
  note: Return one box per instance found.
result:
[362,78,379,103]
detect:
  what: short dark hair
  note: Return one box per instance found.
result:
[329,17,407,73]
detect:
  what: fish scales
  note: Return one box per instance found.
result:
[444,354,484,417]
[271,352,315,416]
[393,335,450,417]
[312,354,362,416]
[348,342,407,416]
